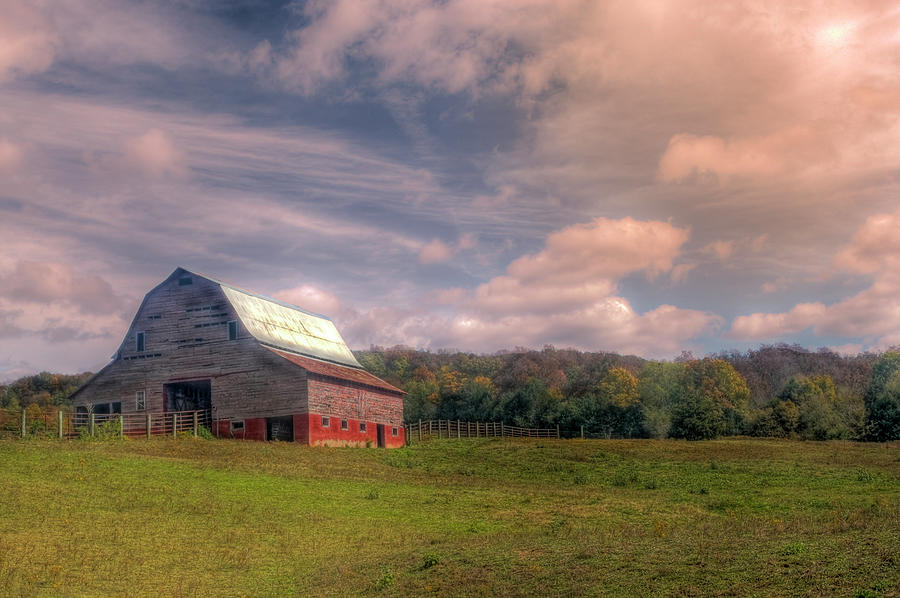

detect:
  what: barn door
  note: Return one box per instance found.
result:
[376,424,386,448]
[266,416,294,442]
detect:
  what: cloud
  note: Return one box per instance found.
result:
[418,239,453,264]
[0,3,57,79]
[273,284,342,317]
[729,303,826,340]
[124,129,187,178]
[729,206,900,345]
[657,127,836,183]
[0,1,232,82]
[501,217,689,285]
[703,240,735,262]
[0,139,24,174]
[277,216,719,358]
[334,216,719,357]
[834,209,900,274]
[0,260,126,316]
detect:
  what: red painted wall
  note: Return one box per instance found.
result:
[293,413,310,444]
[212,412,405,447]
[307,413,405,447]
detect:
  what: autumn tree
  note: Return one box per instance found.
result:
[670,359,750,440]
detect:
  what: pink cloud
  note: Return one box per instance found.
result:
[124,129,187,178]
[730,206,900,344]
[0,138,24,174]
[0,260,126,316]
[0,3,57,80]
[273,284,342,317]
[703,240,735,261]
[418,239,454,264]
[504,217,689,285]
[834,209,900,274]
[302,216,719,357]
[729,303,826,340]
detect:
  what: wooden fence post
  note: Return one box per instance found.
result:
[147,412,152,439]
[581,425,584,439]
[418,419,422,442]
[457,420,461,439]
[193,411,199,437]
[556,424,560,439]
[172,413,178,438]
[21,408,26,438]
[119,415,124,439]
[90,413,95,438]
[58,410,63,439]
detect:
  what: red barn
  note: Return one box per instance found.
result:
[71,268,405,447]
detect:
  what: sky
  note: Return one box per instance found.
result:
[2,0,900,379]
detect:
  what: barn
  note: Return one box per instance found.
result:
[70,267,405,447]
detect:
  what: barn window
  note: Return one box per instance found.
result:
[135,390,146,411]
[136,331,145,352]
[321,416,330,428]
[231,420,244,431]
[179,276,193,286]
[340,419,348,430]
[392,427,399,437]
[359,422,367,433]
[227,320,238,341]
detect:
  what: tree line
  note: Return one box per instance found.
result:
[2,344,898,441]
[355,344,899,441]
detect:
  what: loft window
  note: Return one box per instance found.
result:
[392,427,399,437]
[359,422,367,433]
[228,320,238,341]
[321,416,330,428]
[179,276,193,286]
[135,390,146,411]
[341,419,348,430]
[136,331,145,352]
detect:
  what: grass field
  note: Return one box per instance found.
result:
[0,437,897,597]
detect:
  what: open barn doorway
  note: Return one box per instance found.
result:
[164,380,211,412]
[266,416,294,441]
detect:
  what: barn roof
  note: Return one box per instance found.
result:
[178,268,361,369]
[266,347,403,394]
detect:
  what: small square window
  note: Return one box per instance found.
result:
[392,427,399,437]
[228,320,238,341]
[359,422,367,433]
[340,419,348,430]
[135,390,146,411]
[136,331,145,352]
[321,416,330,428]
[231,420,244,431]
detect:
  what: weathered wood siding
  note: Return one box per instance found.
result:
[72,272,309,419]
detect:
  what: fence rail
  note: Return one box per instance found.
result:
[0,408,210,439]
[405,419,559,443]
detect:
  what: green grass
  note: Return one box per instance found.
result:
[0,438,897,597]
